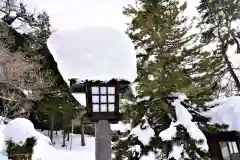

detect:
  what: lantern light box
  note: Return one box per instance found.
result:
[47,26,136,123]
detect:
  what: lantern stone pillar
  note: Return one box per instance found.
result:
[95,120,112,160]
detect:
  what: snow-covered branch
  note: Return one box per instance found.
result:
[159,93,209,159]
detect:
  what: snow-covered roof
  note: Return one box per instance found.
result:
[47,26,137,83]
[204,96,240,132]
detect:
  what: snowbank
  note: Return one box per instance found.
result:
[204,96,240,131]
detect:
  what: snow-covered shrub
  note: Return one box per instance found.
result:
[1,118,53,159]
[6,137,36,160]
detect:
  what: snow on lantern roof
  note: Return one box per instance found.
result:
[47,26,137,84]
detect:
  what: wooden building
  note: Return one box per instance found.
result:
[203,96,240,160]
[206,131,240,160]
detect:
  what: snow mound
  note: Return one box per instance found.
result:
[204,96,240,131]
[47,26,137,83]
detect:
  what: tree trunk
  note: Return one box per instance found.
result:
[67,129,70,141]
[49,115,54,142]
[55,130,57,135]
[81,121,85,146]
[222,43,240,91]
[62,131,66,147]
[218,28,240,92]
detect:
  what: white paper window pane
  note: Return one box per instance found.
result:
[108,87,115,94]
[108,95,115,103]
[100,87,107,94]
[100,104,107,112]
[100,96,107,103]
[220,142,231,160]
[92,87,99,94]
[93,104,99,112]
[108,104,115,112]
[232,142,239,153]
[228,142,234,153]
[92,96,99,103]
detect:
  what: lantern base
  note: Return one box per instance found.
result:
[84,113,122,124]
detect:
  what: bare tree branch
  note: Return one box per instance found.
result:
[0,44,52,118]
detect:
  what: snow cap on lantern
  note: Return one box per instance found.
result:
[47,26,137,84]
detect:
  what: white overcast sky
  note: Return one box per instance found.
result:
[24,0,136,32]
[22,0,194,33]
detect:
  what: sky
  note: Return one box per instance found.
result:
[24,0,136,32]
[23,0,195,32]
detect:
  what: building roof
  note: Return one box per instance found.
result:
[204,96,240,132]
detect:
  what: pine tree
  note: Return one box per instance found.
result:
[197,0,240,97]
[113,0,225,159]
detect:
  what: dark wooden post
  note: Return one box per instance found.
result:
[81,119,86,146]
[49,115,54,142]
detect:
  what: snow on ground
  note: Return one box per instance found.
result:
[0,118,95,160]
[0,118,156,160]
